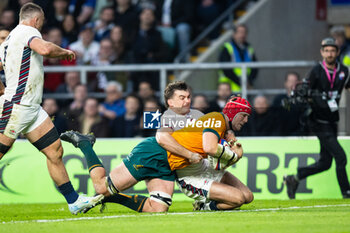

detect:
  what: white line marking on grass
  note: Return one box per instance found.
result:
[2,204,350,224]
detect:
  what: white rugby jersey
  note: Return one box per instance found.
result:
[0,24,43,105]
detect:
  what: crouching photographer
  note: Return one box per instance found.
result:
[284,37,350,199]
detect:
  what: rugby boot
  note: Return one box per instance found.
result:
[60,130,96,148]
[283,175,299,199]
[69,194,104,215]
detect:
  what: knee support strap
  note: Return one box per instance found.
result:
[32,127,59,151]
[105,175,119,195]
[0,142,11,154]
[149,191,172,207]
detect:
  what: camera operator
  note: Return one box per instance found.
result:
[284,37,350,199]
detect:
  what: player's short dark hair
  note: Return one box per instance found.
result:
[19,3,44,21]
[164,81,189,108]
[0,26,10,32]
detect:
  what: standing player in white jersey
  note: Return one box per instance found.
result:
[0,3,103,214]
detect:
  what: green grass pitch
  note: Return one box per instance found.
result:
[1,199,350,233]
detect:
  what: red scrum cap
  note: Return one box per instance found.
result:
[223,97,252,121]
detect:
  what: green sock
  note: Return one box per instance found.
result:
[103,193,148,212]
[79,141,103,172]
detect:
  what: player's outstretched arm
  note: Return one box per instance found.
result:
[156,128,202,164]
[29,37,76,61]
[203,131,243,159]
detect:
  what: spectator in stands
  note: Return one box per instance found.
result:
[62,14,79,43]
[0,27,9,87]
[92,6,115,42]
[47,27,68,49]
[56,71,81,94]
[69,97,110,137]
[55,71,81,107]
[113,0,140,40]
[192,94,210,114]
[110,94,142,137]
[137,81,156,102]
[273,71,304,136]
[129,6,167,91]
[208,82,232,112]
[63,84,88,121]
[140,97,162,137]
[46,0,69,29]
[99,81,126,120]
[195,0,223,41]
[245,95,277,136]
[68,0,96,25]
[0,8,16,30]
[91,38,117,91]
[218,24,258,92]
[92,38,117,66]
[155,0,195,62]
[109,25,129,63]
[0,26,9,45]
[69,22,100,65]
[44,27,75,93]
[330,25,350,66]
[42,98,68,135]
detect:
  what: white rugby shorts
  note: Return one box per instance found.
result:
[0,99,48,138]
[176,159,227,202]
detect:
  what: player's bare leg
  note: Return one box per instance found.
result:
[0,133,15,160]
[142,178,174,212]
[108,163,138,192]
[220,172,254,204]
[26,117,69,185]
[208,182,246,210]
[26,119,103,214]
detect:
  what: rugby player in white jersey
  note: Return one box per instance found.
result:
[0,3,103,214]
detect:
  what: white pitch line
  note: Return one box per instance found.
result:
[1,204,350,224]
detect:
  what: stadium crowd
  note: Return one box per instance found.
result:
[0,0,349,138]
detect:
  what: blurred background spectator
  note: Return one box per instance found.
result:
[63,84,88,122]
[55,71,81,107]
[110,94,142,137]
[46,0,69,29]
[129,5,168,91]
[91,38,117,91]
[69,22,100,65]
[99,81,126,120]
[208,82,232,112]
[42,98,68,135]
[155,0,195,62]
[0,26,9,45]
[240,95,278,136]
[92,6,115,42]
[0,8,16,30]
[218,24,257,92]
[137,81,156,103]
[272,71,304,136]
[113,0,140,40]
[68,0,96,26]
[194,0,223,41]
[192,94,210,114]
[44,27,75,93]
[69,97,110,137]
[330,25,350,66]
[62,14,79,44]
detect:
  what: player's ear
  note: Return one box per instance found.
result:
[167,99,173,108]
